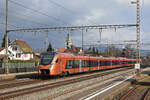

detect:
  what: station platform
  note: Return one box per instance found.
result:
[0,71,38,80]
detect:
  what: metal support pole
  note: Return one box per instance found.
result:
[136,0,141,77]
[81,29,84,54]
[5,0,9,74]
[45,30,48,49]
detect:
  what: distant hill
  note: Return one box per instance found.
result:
[140,50,150,56]
[84,46,150,57]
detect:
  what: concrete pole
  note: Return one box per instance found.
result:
[5,0,9,74]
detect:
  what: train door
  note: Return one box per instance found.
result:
[73,58,76,73]
[54,58,62,75]
[67,59,74,74]
[79,60,82,72]
[89,57,91,71]
[110,59,112,69]
[59,58,65,73]
[98,60,100,70]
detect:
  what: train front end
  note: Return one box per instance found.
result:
[38,52,56,76]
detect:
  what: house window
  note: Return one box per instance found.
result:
[24,54,27,58]
[30,54,33,59]
[12,47,17,51]
[16,53,21,58]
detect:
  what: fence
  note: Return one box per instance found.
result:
[0,62,39,74]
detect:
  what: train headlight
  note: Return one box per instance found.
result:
[51,64,54,70]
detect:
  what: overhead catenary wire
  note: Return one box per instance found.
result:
[47,0,75,15]
[0,10,52,27]
[47,0,97,25]
[8,0,70,26]
[0,22,20,28]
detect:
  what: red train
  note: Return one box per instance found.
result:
[38,52,136,76]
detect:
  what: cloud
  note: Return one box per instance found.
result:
[143,0,150,6]
[115,0,130,5]
[0,0,149,50]
[73,9,106,25]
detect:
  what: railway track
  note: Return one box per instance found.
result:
[120,78,150,100]
[0,67,134,100]
[120,87,150,100]
[0,67,132,90]
[0,79,41,90]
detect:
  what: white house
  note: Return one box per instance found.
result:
[0,40,34,60]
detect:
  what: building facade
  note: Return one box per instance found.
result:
[0,40,34,60]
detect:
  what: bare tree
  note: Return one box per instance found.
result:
[121,44,135,58]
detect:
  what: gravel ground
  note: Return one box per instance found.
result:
[1,68,131,94]
[8,69,135,100]
[0,78,32,86]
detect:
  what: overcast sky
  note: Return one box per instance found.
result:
[0,0,150,50]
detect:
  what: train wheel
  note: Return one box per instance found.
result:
[61,71,69,76]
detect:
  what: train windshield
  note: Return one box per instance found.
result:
[40,53,55,65]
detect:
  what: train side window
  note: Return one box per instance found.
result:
[84,60,88,67]
[120,61,122,64]
[115,61,117,65]
[95,61,98,67]
[114,61,117,65]
[90,61,92,67]
[108,61,110,65]
[117,61,119,65]
[100,61,104,66]
[82,60,88,67]
[105,61,108,66]
[105,61,107,66]
[102,61,104,66]
[112,61,115,65]
[90,61,93,67]
[55,59,59,63]
[66,60,73,69]
[89,61,91,67]
[92,61,94,67]
[87,60,90,67]
[91,61,94,67]
[93,61,95,67]
[73,60,79,68]
[82,60,85,67]
[94,61,97,67]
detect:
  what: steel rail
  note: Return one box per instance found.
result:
[0,67,133,100]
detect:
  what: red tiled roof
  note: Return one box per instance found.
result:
[57,48,66,53]
[64,45,81,54]
[0,48,4,52]
[13,40,33,53]
[58,46,81,54]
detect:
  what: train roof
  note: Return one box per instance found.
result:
[55,53,136,61]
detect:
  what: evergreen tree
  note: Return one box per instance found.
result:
[47,42,53,52]
[121,44,135,58]
[1,34,10,47]
[95,48,99,54]
[92,47,96,53]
